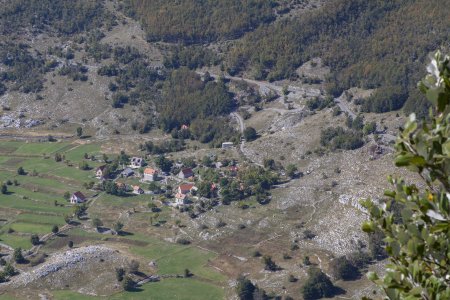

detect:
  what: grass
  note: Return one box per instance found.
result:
[51,278,225,300]
[13,142,70,155]
[9,222,54,235]
[131,242,226,283]
[0,232,32,248]
[16,213,66,226]
[64,144,101,163]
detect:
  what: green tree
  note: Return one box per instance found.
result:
[301,268,335,300]
[76,127,83,137]
[17,166,25,175]
[286,164,298,178]
[122,275,135,291]
[1,184,7,194]
[236,275,256,300]
[52,225,59,234]
[243,127,257,141]
[154,155,173,172]
[114,221,124,234]
[3,264,15,277]
[116,267,125,282]
[30,234,40,246]
[13,248,25,263]
[362,52,450,299]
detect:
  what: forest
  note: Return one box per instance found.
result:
[225,0,449,115]
[122,0,277,44]
[0,0,114,35]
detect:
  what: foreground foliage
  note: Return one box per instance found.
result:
[362,52,450,299]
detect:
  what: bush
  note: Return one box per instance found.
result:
[329,256,359,280]
[176,238,191,245]
[243,127,257,141]
[30,234,40,246]
[302,268,335,300]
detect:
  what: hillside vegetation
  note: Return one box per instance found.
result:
[225,0,449,115]
[122,0,277,44]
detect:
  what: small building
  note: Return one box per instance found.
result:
[143,168,158,182]
[96,165,107,179]
[133,185,144,195]
[70,191,86,204]
[178,168,194,179]
[121,167,134,178]
[175,193,188,206]
[130,157,144,168]
[222,142,234,149]
[181,124,189,130]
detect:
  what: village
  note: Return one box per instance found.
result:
[68,139,289,219]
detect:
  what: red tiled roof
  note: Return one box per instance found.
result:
[144,168,158,175]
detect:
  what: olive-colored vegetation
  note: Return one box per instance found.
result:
[225,0,450,115]
[122,0,277,44]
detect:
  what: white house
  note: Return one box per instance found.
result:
[143,168,158,181]
[95,165,107,179]
[221,142,234,149]
[70,191,87,204]
[133,185,144,195]
[130,157,144,168]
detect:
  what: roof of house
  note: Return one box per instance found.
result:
[133,185,142,191]
[122,168,134,174]
[72,191,86,200]
[144,168,158,175]
[180,168,194,176]
[179,184,195,193]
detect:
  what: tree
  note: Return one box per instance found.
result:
[30,234,40,246]
[68,241,74,248]
[63,191,70,200]
[262,255,278,271]
[3,264,15,277]
[13,248,25,263]
[1,184,7,194]
[92,218,103,230]
[286,164,298,178]
[184,268,191,277]
[52,225,59,234]
[243,127,257,141]
[76,127,83,137]
[64,214,71,224]
[362,52,450,299]
[329,256,359,281]
[114,221,124,234]
[302,268,335,300]
[129,260,139,274]
[17,166,25,175]
[154,155,173,172]
[122,276,135,291]
[116,267,125,281]
[236,275,256,300]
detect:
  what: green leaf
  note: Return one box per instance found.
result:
[362,221,375,233]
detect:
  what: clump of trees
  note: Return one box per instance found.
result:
[302,268,336,300]
[123,0,276,44]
